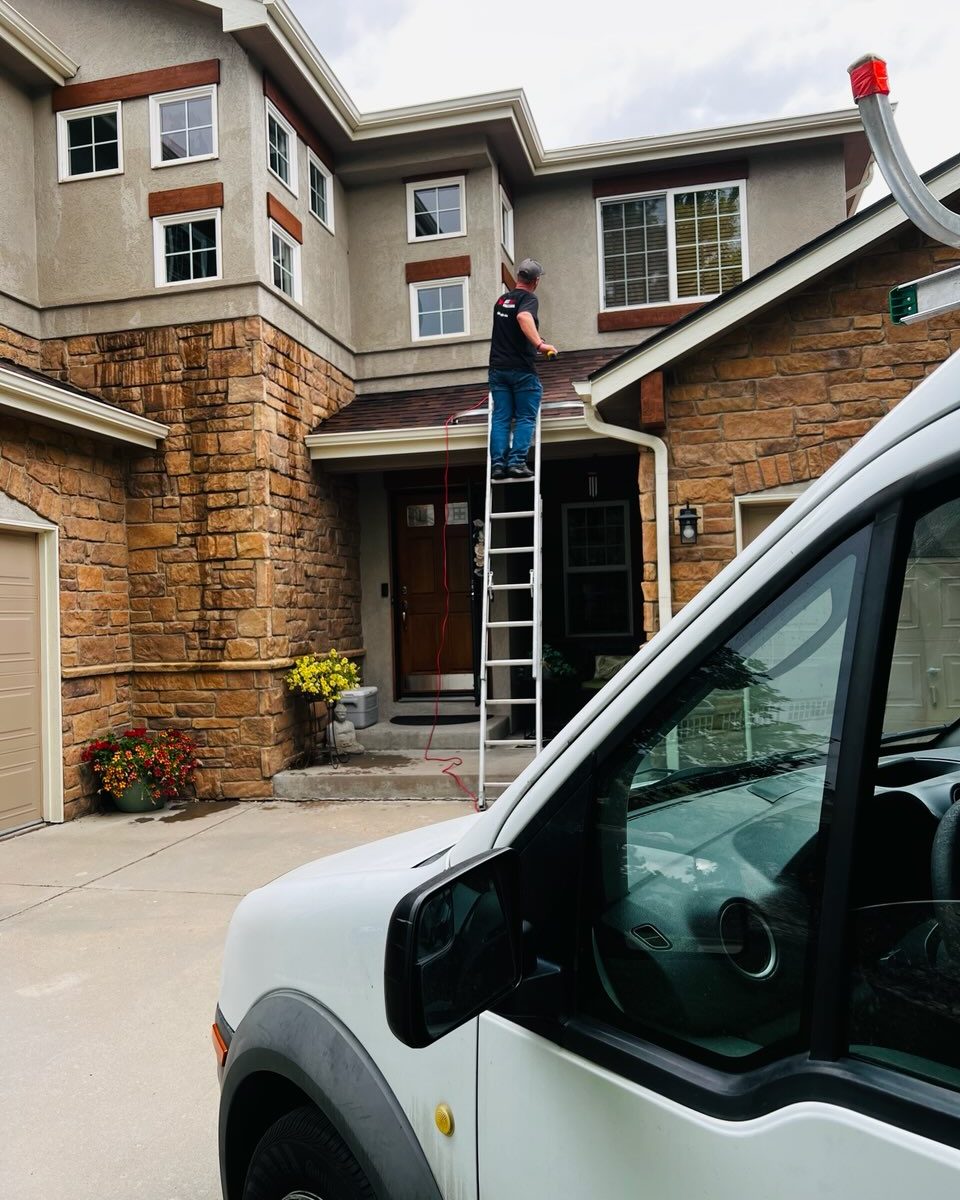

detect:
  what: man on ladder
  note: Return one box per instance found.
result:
[488,257,557,478]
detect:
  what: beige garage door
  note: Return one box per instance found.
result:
[0,531,43,834]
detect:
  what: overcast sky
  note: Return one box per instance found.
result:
[289,0,954,207]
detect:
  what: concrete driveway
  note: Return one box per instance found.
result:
[0,799,471,1200]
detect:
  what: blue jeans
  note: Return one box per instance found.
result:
[489,369,542,469]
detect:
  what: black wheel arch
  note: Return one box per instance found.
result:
[219,989,444,1200]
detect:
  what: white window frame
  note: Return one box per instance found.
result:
[149,84,219,169]
[152,207,223,289]
[265,98,298,197]
[406,175,466,243]
[562,500,634,638]
[734,484,810,553]
[500,185,514,260]
[307,149,335,233]
[408,276,470,342]
[56,100,123,182]
[596,179,749,312]
[269,219,302,303]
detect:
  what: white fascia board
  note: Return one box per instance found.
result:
[0,0,78,84]
[0,367,169,448]
[306,415,602,462]
[588,161,960,407]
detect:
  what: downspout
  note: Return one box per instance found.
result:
[574,383,673,632]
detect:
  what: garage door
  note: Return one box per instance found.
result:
[0,531,43,834]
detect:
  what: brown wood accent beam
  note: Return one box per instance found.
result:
[405,255,472,284]
[263,75,334,169]
[501,262,516,290]
[148,182,224,218]
[53,59,220,112]
[640,372,666,429]
[592,160,749,198]
[268,193,303,243]
[598,303,702,332]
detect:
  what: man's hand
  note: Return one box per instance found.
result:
[539,343,558,358]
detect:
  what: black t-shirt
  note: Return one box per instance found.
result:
[489,288,539,371]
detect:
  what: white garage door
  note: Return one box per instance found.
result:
[0,530,43,834]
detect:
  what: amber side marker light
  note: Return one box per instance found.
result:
[212,1022,229,1069]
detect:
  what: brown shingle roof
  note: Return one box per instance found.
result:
[0,356,118,406]
[314,347,631,436]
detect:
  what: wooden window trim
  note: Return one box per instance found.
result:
[405,255,471,284]
[598,304,703,332]
[148,183,224,218]
[501,262,516,290]
[263,75,334,170]
[53,59,220,112]
[267,193,303,244]
[592,159,749,198]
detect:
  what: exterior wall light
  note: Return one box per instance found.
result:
[678,501,700,545]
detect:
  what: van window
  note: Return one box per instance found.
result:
[583,530,869,1067]
[849,494,960,1091]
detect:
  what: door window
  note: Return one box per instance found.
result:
[849,494,960,1091]
[583,530,869,1067]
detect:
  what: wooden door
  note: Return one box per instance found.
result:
[393,489,474,694]
[0,531,43,834]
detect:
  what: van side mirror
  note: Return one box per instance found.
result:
[384,849,522,1048]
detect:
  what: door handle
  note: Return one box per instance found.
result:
[401,599,408,626]
[928,666,941,707]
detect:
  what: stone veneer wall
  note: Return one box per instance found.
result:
[636,227,960,637]
[1,315,359,812]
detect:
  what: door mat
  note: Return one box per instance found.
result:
[390,714,480,726]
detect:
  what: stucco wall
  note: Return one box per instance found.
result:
[357,473,395,703]
[0,71,39,305]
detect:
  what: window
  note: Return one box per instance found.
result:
[409,278,468,340]
[583,530,868,1067]
[848,493,960,1092]
[406,176,465,242]
[500,186,514,259]
[153,209,221,287]
[270,220,301,302]
[563,502,632,637]
[149,85,218,167]
[308,151,334,232]
[598,182,745,310]
[266,99,297,195]
[57,102,123,181]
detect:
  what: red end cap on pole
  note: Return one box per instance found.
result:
[848,55,890,100]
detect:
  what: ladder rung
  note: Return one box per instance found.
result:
[491,510,535,519]
[483,782,513,788]
[488,620,533,628]
[486,658,533,666]
[492,476,535,484]
[489,583,532,591]
[489,546,535,555]
[485,739,538,747]
[484,698,537,705]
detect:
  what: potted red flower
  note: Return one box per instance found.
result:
[82,728,201,813]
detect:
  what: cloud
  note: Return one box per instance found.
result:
[290,0,956,204]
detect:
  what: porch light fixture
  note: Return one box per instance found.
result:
[587,471,598,498]
[678,501,699,545]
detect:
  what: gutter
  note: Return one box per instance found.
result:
[575,383,673,632]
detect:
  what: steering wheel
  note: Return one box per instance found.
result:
[931,800,960,962]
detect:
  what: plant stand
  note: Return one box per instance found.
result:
[323,702,352,768]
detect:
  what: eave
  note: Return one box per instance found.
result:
[0,365,169,448]
[0,0,78,86]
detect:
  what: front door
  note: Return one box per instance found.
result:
[393,489,473,695]
[0,531,43,834]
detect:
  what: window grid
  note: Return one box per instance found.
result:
[269,221,301,302]
[266,100,297,195]
[308,151,334,231]
[598,181,745,311]
[58,102,123,180]
[155,89,216,164]
[152,208,221,288]
[405,176,466,242]
[409,277,469,341]
[562,502,633,637]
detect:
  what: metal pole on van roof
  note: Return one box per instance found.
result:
[849,55,960,324]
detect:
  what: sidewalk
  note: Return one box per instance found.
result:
[0,799,471,1200]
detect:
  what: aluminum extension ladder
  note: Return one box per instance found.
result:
[477,397,543,809]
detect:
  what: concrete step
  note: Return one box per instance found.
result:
[272,747,538,802]
[358,715,508,750]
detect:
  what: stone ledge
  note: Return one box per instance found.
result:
[62,648,366,679]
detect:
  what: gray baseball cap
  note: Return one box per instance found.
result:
[517,257,544,281]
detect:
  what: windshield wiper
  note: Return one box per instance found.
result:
[880,724,950,745]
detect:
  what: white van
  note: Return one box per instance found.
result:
[215,350,960,1200]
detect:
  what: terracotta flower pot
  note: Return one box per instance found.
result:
[113,780,165,813]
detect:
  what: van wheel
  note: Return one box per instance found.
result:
[242,1105,376,1200]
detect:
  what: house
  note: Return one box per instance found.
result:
[0,0,873,833]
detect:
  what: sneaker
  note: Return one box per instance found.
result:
[491,463,505,480]
[507,463,534,479]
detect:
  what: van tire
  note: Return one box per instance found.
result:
[241,1104,377,1200]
